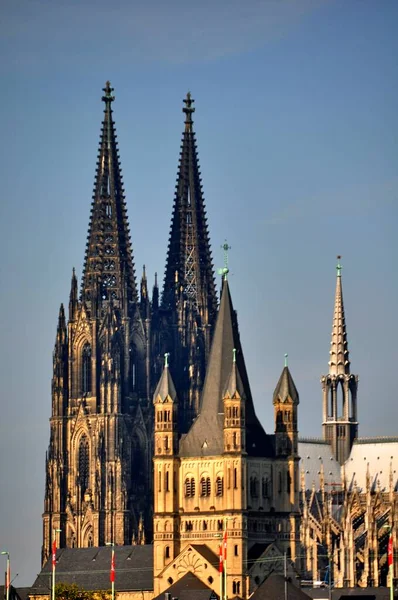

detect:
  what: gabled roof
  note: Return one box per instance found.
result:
[273,366,299,404]
[30,546,153,593]
[153,572,219,600]
[251,574,311,600]
[179,279,273,458]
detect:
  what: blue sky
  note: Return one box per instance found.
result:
[0,0,397,586]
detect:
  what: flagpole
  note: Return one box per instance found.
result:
[106,541,115,600]
[1,551,10,600]
[111,545,115,600]
[219,543,223,600]
[52,529,61,600]
[223,521,228,600]
[388,530,394,600]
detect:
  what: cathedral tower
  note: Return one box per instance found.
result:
[42,82,152,563]
[156,93,217,432]
[153,277,299,598]
[321,257,358,464]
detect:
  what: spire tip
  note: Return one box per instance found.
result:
[102,81,115,104]
[336,255,342,277]
[164,352,170,368]
[183,91,195,131]
[284,353,288,367]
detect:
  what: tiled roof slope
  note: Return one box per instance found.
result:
[251,574,311,600]
[179,279,273,458]
[30,546,153,593]
[153,572,218,600]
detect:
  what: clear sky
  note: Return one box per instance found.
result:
[0,0,397,587]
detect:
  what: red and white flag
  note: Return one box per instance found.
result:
[5,560,10,591]
[52,539,57,568]
[110,551,115,583]
[223,530,228,562]
[388,533,393,568]
[219,544,223,573]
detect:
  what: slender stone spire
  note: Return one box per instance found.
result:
[162,92,216,318]
[328,256,350,375]
[322,257,358,464]
[81,81,137,310]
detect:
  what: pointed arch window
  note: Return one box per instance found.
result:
[82,343,92,394]
[78,435,90,492]
[250,476,259,498]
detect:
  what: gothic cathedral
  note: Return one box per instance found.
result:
[42,83,217,562]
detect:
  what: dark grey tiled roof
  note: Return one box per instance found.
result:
[273,366,299,404]
[30,546,153,594]
[304,586,398,599]
[0,587,31,600]
[153,572,219,600]
[251,574,311,600]
[179,280,273,458]
[190,545,219,570]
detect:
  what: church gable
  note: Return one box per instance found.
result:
[156,544,220,593]
[248,543,298,591]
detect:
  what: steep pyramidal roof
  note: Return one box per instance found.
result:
[162,93,217,319]
[153,357,177,403]
[179,279,273,457]
[328,258,350,375]
[273,363,299,404]
[223,351,246,399]
[81,82,137,308]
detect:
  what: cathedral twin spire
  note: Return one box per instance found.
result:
[162,92,217,322]
[81,81,137,312]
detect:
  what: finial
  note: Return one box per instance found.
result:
[232,348,237,363]
[164,352,170,368]
[183,91,195,131]
[217,239,231,281]
[284,353,288,367]
[154,272,158,287]
[336,255,342,277]
[102,81,115,104]
[142,264,146,279]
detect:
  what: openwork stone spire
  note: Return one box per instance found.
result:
[162,92,216,318]
[81,81,137,308]
[328,256,350,375]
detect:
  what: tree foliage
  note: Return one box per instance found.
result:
[55,583,111,600]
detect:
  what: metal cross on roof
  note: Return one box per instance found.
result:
[218,240,231,281]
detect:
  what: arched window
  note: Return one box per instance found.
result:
[82,343,92,394]
[201,477,211,497]
[78,435,89,492]
[185,477,195,498]
[216,476,224,497]
[165,546,170,559]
